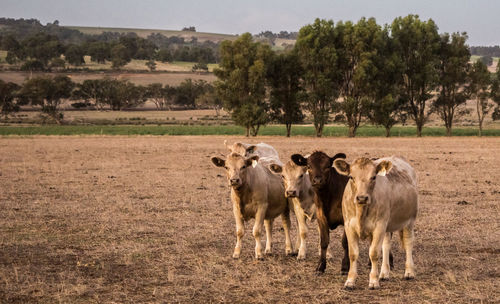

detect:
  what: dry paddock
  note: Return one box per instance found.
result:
[0,136,499,303]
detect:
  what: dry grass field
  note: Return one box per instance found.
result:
[0,71,216,86]
[0,136,499,303]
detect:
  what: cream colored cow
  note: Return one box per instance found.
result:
[269,160,315,260]
[212,152,292,259]
[333,156,418,289]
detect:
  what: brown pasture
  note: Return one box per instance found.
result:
[0,71,216,86]
[0,136,499,303]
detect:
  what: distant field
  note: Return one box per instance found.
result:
[64,26,237,42]
[0,71,216,86]
[1,125,499,136]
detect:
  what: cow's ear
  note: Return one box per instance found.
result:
[333,159,350,176]
[330,153,346,165]
[245,155,259,167]
[376,160,393,176]
[245,145,257,155]
[211,157,225,167]
[291,154,307,166]
[269,164,283,174]
[224,140,233,151]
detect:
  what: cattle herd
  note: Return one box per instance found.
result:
[211,141,419,290]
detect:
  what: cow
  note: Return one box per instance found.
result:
[224,140,282,166]
[211,152,293,260]
[291,151,351,274]
[333,156,418,289]
[269,160,316,260]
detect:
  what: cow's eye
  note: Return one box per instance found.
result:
[224,166,228,170]
[241,165,246,169]
[299,174,304,178]
[371,176,377,181]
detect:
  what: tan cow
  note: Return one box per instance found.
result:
[212,152,293,259]
[333,156,418,289]
[269,160,316,260]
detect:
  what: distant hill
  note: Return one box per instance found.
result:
[64,26,238,43]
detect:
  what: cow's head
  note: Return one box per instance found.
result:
[291,151,346,188]
[333,157,393,205]
[269,160,308,198]
[224,140,257,157]
[211,153,259,189]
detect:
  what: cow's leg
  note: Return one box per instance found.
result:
[281,209,293,255]
[368,227,385,289]
[264,218,273,255]
[402,224,416,280]
[341,230,350,275]
[293,202,308,260]
[253,207,266,260]
[315,212,330,273]
[232,208,244,259]
[317,225,332,259]
[344,225,359,289]
[379,232,392,280]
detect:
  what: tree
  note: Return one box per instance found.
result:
[367,26,405,137]
[295,19,340,137]
[50,57,66,70]
[336,18,382,137]
[480,55,493,67]
[267,51,304,137]
[72,79,108,110]
[64,44,85,66]
[0,80,21,119]
[173,79,209,109]
[196,87,223,116]
[18,75,74,123]
[490,64,500,121]
[192,61,208,73]
[21,33,64,67]
[111,44,131,69]
[145,83,175,110]
[469,59,493,136]
[433,32,470,136]
[391,15,440,137]
[156,49,172,62]
[146,59,157,71]
[87,41,111,64]
[214,33,272,136]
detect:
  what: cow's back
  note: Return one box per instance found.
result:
[373,156,418,232]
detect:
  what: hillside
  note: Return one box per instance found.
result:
[64,25,238,43]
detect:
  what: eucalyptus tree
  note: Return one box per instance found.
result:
[468,60,493,136]
[214,33,272,136]
[336,17,382,137]
[267,50,304,137]
[433,32,471,136]
[391,15,441,137]
[295,18,340,137]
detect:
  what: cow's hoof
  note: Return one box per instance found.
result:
[379,276,390,281]
[344,282,355,290]
[404,273,415,280]
[285,249,293,256]
[297,254,306,261]
[232,253,240,259]
[264,248,272,255]
[368,280,380,290]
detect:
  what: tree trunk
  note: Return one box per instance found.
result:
[286,123,291,137]
[446,125,452,136]
[416,123,423,137]
[385,127,391,138]
[315,124,323,137]
[245,126,250,137]
[348,126,356,138]
[478,123,483,137]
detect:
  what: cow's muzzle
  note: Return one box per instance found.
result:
[356,195,369,205]
[285,190,298,198]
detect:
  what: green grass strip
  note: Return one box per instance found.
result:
[1,125,499,136]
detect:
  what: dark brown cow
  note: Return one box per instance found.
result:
[291,151,350,274]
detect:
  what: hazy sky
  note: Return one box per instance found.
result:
[2,0,499,45]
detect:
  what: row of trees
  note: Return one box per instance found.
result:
[215,15,500,137]
[1,33,218,70]
[0,77,215,122]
